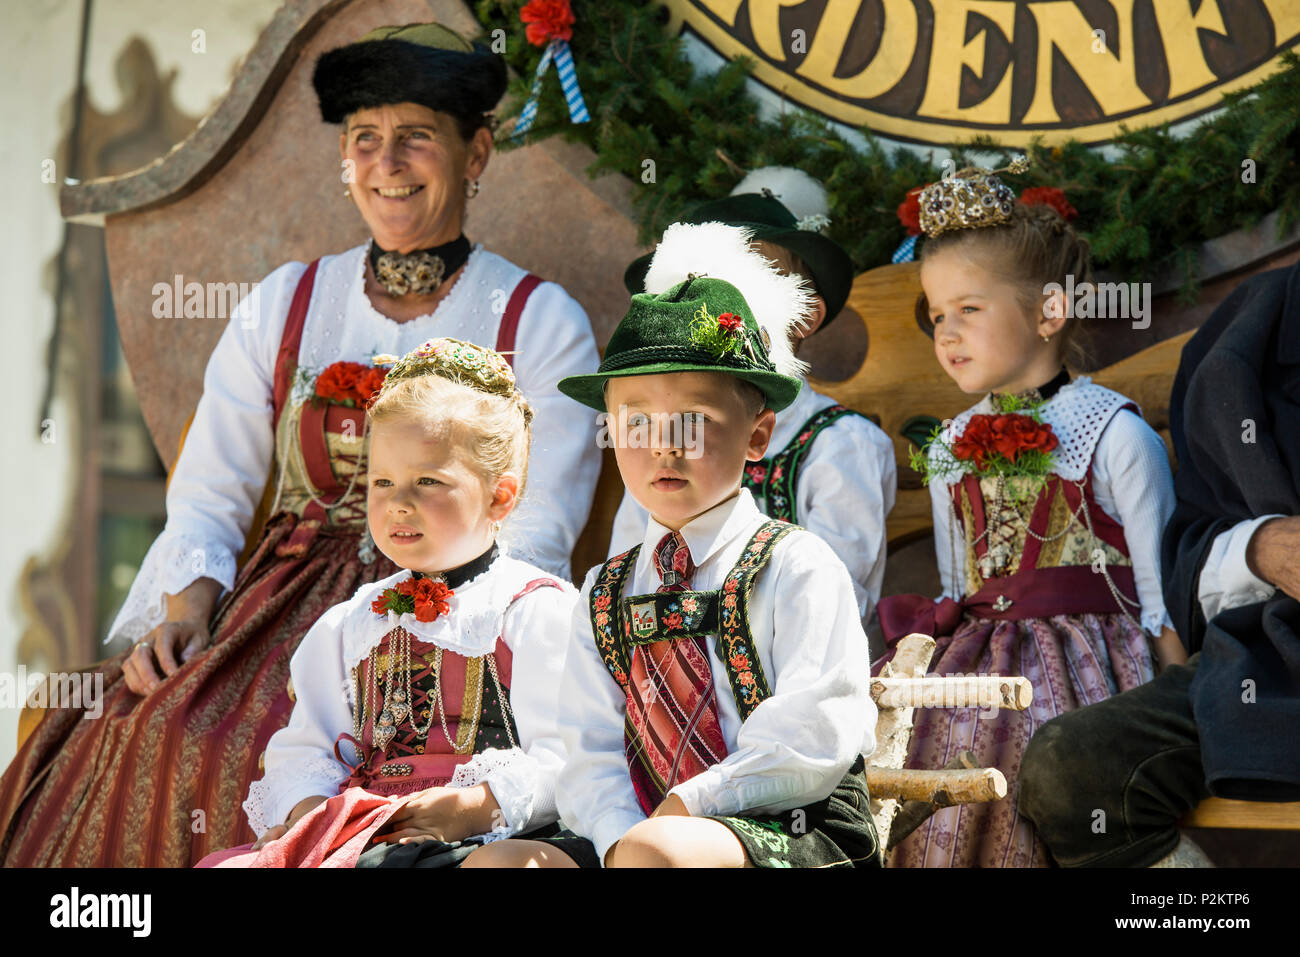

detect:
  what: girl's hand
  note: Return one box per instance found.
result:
[375,784,501,845]
[1150,625,1187,672]
[251,824,288,851]
[251,794,329,849]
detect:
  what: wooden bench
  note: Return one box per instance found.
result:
[19,262,1299,840]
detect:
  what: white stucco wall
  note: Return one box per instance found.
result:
[0,0,278,775]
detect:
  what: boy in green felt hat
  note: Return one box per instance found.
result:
[460,232,882,869]
[613,195,897,631]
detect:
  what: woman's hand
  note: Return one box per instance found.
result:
[123,578,222,696]
[251,795,329,850]
[374,784,500,846]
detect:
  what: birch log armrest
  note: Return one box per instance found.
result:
[866,633,1038,853]
[866,634,934,848]
[1181,797,1300,830]
[871,675,1033,711]
[863,766,1008,804]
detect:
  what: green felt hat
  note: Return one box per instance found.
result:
[623,192,855,324]
[558,276,802,412]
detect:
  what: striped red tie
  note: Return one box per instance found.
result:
[624,532,728,814]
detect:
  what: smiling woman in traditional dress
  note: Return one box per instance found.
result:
[0,21,600,867]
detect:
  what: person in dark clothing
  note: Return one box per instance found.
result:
[1018,260,1300,867]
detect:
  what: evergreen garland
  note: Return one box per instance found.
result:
[478,1,1300,300]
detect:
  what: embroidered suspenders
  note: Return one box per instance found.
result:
[742,404,864,522]
[588,519,799,721]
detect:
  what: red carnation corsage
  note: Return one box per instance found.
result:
[952,413,1059,471]
[315,361,388,410]
[372,576,454,623]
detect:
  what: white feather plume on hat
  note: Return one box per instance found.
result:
[642,221,812,380]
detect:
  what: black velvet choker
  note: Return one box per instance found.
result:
[413,542,498,590]
[368,235,471,297]
[993,367,1070,406]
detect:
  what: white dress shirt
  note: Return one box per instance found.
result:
[558,488,876,863]
[930,378,1176,636]
[1197,514,1284,623]
[241,555,576,840]
[107,244,601,645]
[607,382,897,624]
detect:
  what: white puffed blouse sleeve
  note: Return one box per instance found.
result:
[1089,409,1177,635]
[242,597,354,837]
[446,579,576,840]
[105,261,306,646]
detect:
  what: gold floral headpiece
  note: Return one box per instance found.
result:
[919,155,1030,238]
[371,337,517,399]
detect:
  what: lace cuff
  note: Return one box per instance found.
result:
[242,753,347,837]
[1143,608,1176,639]
[105,529,238,646]
[449,747,540,842]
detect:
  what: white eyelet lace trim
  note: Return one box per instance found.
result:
[104,530,237,645]
[339,558,564,674]
[449,747,532,842]
[242,753,349,837]
[939,377,1136,482]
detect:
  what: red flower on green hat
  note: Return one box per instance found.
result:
[717,312,743,334]
[521,0,574,46]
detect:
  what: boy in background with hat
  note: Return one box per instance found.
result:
[462,226,881,868]
[613,175,896,629]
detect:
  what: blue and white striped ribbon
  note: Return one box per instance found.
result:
[891,234,919,263]
[513,38,589,139]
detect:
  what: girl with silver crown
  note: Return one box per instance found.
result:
[874,160,1186,868]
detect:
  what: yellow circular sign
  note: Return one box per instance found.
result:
[663,0,1300,146]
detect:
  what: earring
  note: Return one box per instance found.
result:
[490,519,502,534]
[1041,333,1052,342]
[343,187,353,201]
[465,179,481,199]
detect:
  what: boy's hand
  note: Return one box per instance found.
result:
[375,784,500,845]
[651,793,690,818]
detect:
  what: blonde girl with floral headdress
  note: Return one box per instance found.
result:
[197,338,582,868]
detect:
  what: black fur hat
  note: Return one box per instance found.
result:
[312,22,507,129]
